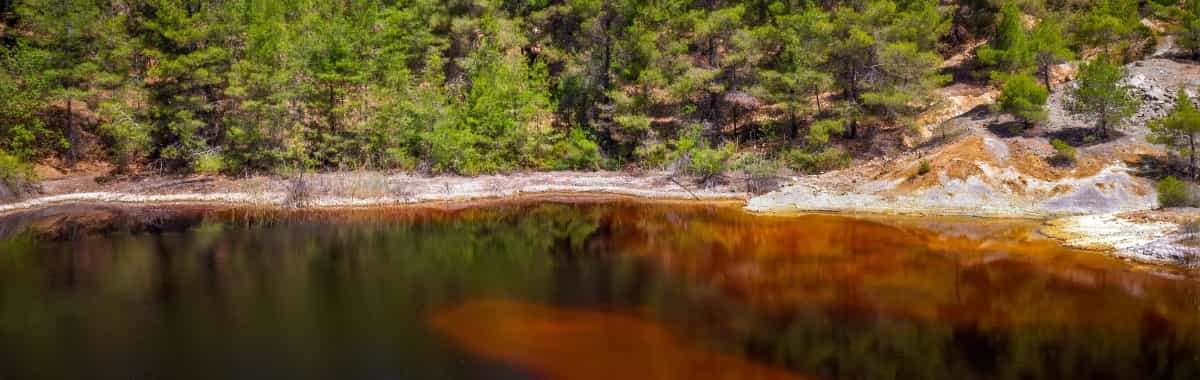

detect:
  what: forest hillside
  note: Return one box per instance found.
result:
[1,0,1199,200]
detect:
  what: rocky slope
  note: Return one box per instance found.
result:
[750,59,1200,218]
[748,58,1200,266]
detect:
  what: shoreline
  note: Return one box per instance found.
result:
[0,170,752,217]
[1040,210,1199,268]
[2,170,1196,269]
[0,188,750,217]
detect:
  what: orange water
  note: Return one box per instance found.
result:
[0,201,1196,379]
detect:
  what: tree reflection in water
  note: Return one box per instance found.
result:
[0,201,1196,379]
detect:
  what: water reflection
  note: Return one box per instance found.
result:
[432,299,809,380]
[0,201,1197,379]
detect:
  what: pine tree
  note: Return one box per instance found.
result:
[304,8,370,167]
[863,41,949,126]
[977,3,1033,74]
[14,0,105,164]
[0,0,973,175]
[864,0,950,129]
[0,42,57,161]
[138,0,234,170]
[223,0,299,171]
[1073,0,1148,61]
[1148,89,1200,178]
[692,4,744,124]
[993,73,1048,129]
[1029,15,1073,93]
[828,5,874,106]
[756,6,832,140]
[1066,56,1140,140]
[438,17,554,174]
[1181,0,1200,60]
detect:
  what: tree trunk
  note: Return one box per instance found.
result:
[600,6,613,91]
[813,86,823,114]
[708,37,720,123]
[1099,108,1109,140]
[578,85,590,127]
[1191,133,1196,180]
[847,66,858,103]
[710,91,720,125]
[66,96,77,166]
[789,108,798,141]
[1041,65,1052,94]
[328,84,336,130]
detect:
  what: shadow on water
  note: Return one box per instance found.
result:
[0,201,1198,379]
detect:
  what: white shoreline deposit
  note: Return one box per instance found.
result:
[1042,213,1197,266]
[0,171,749,217]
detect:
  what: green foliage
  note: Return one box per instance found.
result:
[1158,0,1200,60]
[1148,89,1200,177]
[732,153,781,177]
[0,43,66,160]
[193,152,226,175]
[1072,0,1152,61]
[669,124,704,164]
[669,124,734,178]
[994,73,1049,128]
[806,119,846,148]
[1051,138,1076,162]
[1158,176,1192,207]
[786,147,852,174]
[975,7,1075,94]
[430,20,555,175]
[862,42,951,125]
[689,143,737,179]
[97,101,151,170]
[0,150,35,192]
[754,6,835,139]
[977,3,1034,73]
[917,159,931,176]
[543,129,601,171]
[633,139,670,169]
[140,1,234,168]
[1185,0,1200,60]
[1066,56,1141,140]
[0,0,1027,177]
[825,0,950,128]
[2,121,66,161]
[732,152,782,193]
[1030,15,1075,93]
